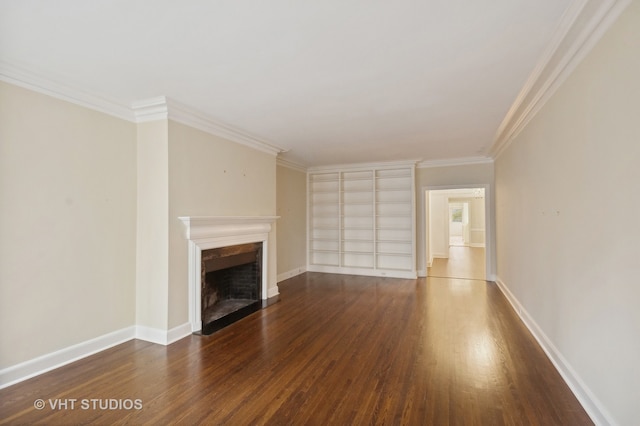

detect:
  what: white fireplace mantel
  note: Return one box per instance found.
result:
[179,216,279,240]
[179,216,279,332]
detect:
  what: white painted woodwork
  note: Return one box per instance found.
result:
[308,163,416,279]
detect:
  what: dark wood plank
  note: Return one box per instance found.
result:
[0,273,592,425]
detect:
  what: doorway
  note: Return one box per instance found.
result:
[426,188,486,280]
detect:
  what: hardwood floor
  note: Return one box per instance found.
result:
[0,273,591,425]
[429,245,486,281]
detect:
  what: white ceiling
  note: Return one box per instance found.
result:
[0,0,574,167]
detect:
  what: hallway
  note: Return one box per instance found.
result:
[428,245,486,281]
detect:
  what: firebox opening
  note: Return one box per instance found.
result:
[199,242,262,335]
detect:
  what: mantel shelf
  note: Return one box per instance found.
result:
[179,216,279,240]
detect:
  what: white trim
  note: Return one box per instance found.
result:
[307,265,417,280]
[491,0,631,159]
[493,0,588,154]
[469,243,486,248]
[308,159,420,173]
[0,61,135,122]
[131,96,168,122]
[0,64,289,157]
[0,326,135,389]
[166,323,192,344]
[277,266,307,283]
[266,286,280,298]
[131,97,287,157]
[276,157,308,173]
[417,156,493,169]
[135,323,191,346]
[495,277,618,426]
[179,216,279,333]
[135,326,167,345]
[166,98,286,157]
[179,216,280,240]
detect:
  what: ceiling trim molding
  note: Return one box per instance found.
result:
[417,156,493,169]
[308,159,420,173]
[276,157,307,173]
[0,62,287,157]
[490,0,631,159]
[167,98,288,157]
[131,96,169,122]
[0,61,135,122]
[131,96,287,157]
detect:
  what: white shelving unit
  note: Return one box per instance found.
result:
[308,163,416,279]
[374,168,414,273]
[341,170,374,270]
[308,172,340,267]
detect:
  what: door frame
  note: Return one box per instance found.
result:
[420,184,495,281]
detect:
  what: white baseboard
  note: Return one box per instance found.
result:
[418,268,427,277]
[495,277,616,426]
[135,325,168,345]
[167,323,192,345]
[267,286,280,298]
[277,266,307,283]
[307,264,417,279]
[0,326,136,390]
[135,322,192,346]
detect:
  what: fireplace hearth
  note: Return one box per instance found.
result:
[200,242,263,335]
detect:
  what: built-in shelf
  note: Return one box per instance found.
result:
[307,164,416,279]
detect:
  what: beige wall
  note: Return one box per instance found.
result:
[167,121,277,329]
[494,2,640,424]
[276,164,307,278]
[427,191,448,260]
[416,163,494,276]
[0,82,279,370]
[417,163,493,187]
[0,81,137,368]
[468,197,485,246]
[136,120,169,330]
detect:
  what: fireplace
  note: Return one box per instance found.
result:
[179,216,279,335]
[200,242,262,334]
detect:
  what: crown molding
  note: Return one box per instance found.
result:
[131,96,169,122]
[0,61,135,122]
[276,157,308,173]
[0,62,287,157]
[490,0,631,159]
[167,98,287,157]
[131,96,287,157]
[417,156,493,169]
[308,159,420,173]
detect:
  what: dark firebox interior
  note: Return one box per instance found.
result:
[200,242,262,335]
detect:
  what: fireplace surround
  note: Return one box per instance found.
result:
[179,216,279,334]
